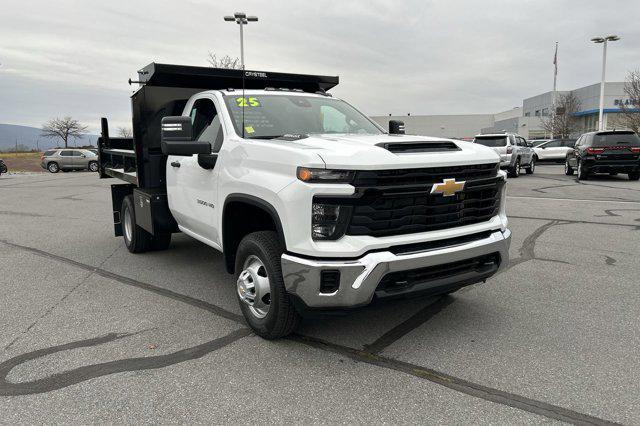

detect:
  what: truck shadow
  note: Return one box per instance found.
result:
[166,235,496,352]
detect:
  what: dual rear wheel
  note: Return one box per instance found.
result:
[121,195,171,253]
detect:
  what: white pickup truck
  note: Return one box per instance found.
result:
[99,63,511,338]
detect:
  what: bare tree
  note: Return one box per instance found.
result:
[207,52,241,69]
[540,93,582,138]
[610,70,640,133]
[117,127,133,138]
[41,117,88,148]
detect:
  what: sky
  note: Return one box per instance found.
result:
[1,0,639,132]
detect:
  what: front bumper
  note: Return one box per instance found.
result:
[281,228,511,309]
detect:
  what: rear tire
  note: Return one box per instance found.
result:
[577,160,588,180]
[564,159,574,175]
[47,162,59,173]
[629,172,640,181]
[525,156,536,174]
[121,195,153,253]
[235,231,300,339]
[508,158,521,178]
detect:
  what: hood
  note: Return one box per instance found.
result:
[267,134,500,169]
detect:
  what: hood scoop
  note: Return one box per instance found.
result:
[377,141,460,154]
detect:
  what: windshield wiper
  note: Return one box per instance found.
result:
[247,135,283,140]
[247,134,309,141]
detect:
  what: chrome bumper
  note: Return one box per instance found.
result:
[281,229,511,308]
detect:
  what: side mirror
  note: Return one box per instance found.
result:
[541,145,546,149]
[198,153,218,170]
[161,116,211,156]
[389,120,405,135]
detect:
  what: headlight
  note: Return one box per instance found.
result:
[297,167,355,183]
[311,201,352,240]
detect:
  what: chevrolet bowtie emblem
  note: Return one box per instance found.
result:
[430,178,465,197]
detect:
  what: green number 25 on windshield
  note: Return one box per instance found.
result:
[236,97,261,107]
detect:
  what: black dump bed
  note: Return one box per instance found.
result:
[98,63,339,189]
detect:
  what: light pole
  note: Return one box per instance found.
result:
[224,12,258,70]
[591,35,620,130]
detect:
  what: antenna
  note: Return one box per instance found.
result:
[242,68,246,138]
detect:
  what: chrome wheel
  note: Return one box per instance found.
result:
[123,205,133,242]
[237,255,271,319]
[89,162,98,172]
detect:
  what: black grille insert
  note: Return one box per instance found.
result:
[353,163,498,188]
[345,179,502,237]
[377,253,501,294]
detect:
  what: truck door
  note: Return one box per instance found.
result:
[166,97,224,245]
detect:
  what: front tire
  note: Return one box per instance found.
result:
[88,161,99,172]
[121,195,153,253]
[235,231,300,339]
[629,172,640,181]
[47,162,59,173]
[564,159,574,175]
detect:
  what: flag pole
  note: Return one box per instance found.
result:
[551,42,558,139]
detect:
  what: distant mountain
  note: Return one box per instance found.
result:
[0,123,99,152]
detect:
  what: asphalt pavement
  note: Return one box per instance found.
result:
[1,164,639,424]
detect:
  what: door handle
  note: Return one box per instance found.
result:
[170,161,181,168]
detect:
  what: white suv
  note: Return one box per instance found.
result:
[473,133,536,177]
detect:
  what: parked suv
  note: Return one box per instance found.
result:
[565,130,640,180]
[41,149,99,173]
[533,139,577,162]
[473,133,535,177]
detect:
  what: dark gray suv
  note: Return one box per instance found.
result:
[41,149,99,173]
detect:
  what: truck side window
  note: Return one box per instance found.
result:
[189,99,223,151]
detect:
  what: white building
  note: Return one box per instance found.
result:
[371,82,637,140]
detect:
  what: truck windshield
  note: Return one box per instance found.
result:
[473,136,508,147]
[223,94,382,139]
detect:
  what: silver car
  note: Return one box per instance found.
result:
[40,148,99,173]
[473,133,536,177]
